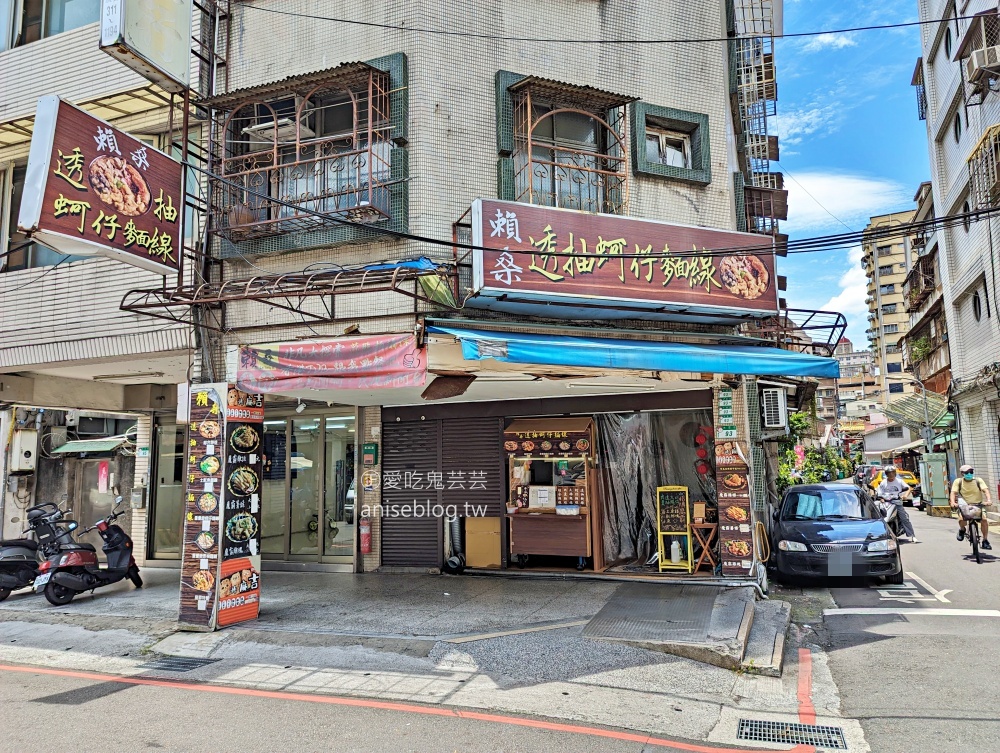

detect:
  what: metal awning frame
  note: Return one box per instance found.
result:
[120,263,460,332]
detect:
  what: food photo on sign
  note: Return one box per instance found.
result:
[17,95,184,275]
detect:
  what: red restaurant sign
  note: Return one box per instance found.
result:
[470,199,779,316]
[17,96,184,275]
[236,335,427,393]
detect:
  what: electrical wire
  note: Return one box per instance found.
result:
[240,5,972,46]
[0,255,71,294]
[188,161,1000,262]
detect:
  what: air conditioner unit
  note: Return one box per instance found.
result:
[242,117,315,143]
[966,45,1000,85]
[761,388,788,428]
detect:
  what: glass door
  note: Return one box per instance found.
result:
[323,415,356,562]
[289,417,321,556]
[150,422,185,558]
[260,419,288,556]
[258,409,357,563]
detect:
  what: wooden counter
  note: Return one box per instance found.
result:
[508,513,591,557]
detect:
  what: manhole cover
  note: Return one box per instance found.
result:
[737,719,847,749]
[138,656,220,672]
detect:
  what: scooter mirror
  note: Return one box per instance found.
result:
[114,495,124,506]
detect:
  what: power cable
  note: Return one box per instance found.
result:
[774,161,857,234]
[240,5,971,46]
[0,254,71,294]
[186,161,1000,262]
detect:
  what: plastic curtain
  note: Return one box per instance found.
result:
[596,410,716,567]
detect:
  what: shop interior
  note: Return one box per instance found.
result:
[466,408,720,576]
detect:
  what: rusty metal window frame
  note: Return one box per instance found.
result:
[210,65,393,241]
[509,81,629,215]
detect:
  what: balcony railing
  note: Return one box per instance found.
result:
[903,261,935,312]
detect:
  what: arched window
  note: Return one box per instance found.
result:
[509,79,629,214]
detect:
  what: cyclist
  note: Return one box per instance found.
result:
[876,466,918,542]
[952,464,993,550]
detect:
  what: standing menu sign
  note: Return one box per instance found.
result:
[715,387,753,576]
[178,384,264,630]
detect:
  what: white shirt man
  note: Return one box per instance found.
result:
[876,467,917,542]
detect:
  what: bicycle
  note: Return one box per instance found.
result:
[957,497,984,564]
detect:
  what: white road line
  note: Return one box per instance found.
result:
[825,608,1000,617]
[904,571,952,603]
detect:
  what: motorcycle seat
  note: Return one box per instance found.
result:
[0,539,38,550]
[61,542,97,552]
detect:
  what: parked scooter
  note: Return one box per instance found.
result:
[34,496,142,606]
[0,502,79,602]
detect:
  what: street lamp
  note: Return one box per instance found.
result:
[887,373,933,453]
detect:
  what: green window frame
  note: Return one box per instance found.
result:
[630,102,710,185]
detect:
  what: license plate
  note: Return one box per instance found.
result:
[34,573,51,588]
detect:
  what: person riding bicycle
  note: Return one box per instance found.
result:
[876,466,918,542]
[952,464,993,550]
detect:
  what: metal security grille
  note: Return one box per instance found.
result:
[138,657,221,672]
[811,543,864,553]
[737,719,847,749]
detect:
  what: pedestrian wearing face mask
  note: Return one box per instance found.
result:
[951,464,993,549]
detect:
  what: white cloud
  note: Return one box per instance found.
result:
[782,171,911,234]
[818,245,870,347]
[772,104,844,146]
[798,33,858,53]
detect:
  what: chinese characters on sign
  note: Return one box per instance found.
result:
[177,383,264,630]
[472,199,779,315]
[18,96,184,275]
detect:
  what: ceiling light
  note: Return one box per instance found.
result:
[92,371,165,381]
[295,400,306,414]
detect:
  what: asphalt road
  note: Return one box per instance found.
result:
[819,508,1000,753]
[0,662,766,753]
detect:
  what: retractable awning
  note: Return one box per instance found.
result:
[51,436,130,454]
[427,325,840,378]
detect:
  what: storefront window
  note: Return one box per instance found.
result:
[151,423,186,558]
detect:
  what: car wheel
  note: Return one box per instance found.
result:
[885,557,905,585]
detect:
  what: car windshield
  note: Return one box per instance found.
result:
[782,489,867,520]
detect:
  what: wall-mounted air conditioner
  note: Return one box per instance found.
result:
[966,45,1000,85]
[244,96,315,143]
[761,387,788,428]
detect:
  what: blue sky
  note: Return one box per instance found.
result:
[774,0,929,348]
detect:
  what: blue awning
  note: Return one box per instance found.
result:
[428,325,840,378]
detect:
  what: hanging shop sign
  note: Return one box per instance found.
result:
[469,199,779,318]
[100,0,193,92]
[178,383,264,630]
[235,335,427,393]
[18,96,184,275]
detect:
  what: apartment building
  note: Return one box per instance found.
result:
[2,1,844,581]
[0,3,198,561]
[911,1,1000,489]
[862,210,917,404]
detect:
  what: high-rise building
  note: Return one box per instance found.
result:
[862,211,917,405]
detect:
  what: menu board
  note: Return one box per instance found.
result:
[218,388,264,627]
[657,487,689,533]
[178,383,227,629]
[178,383,264,630]
[503,430,592,456]
[716,444,752,576]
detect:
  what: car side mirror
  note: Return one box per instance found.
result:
[772,509,780,523]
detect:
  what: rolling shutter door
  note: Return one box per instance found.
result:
[441,417,505,517]
[380,420,443,567]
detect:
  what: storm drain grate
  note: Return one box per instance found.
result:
[737,719,847,749]
[137,656,220,673]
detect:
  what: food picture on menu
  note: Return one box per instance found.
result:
[199,456,221,475]
[725,506,749,522]
[196,492,218,514]
[199,420,221,439]
[225,512,258,543]
[88,155,151,216]
[228,467,259,496]
[230,424,260,453]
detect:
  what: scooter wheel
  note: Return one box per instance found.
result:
[128,567,143,589]
[0,587,10,603]
[44,582,77,606]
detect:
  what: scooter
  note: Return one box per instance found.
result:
[875,491,907,538]
[35,497,142,606]
[0,502,79,602]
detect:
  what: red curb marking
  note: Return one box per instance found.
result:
[0,662,815,753]
[797,648,816,726]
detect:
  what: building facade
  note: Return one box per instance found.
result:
[911,1,1000,492]
[3,1,846,585]
[862,210,917,405]
[0,6,197,562]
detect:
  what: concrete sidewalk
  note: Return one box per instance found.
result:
[0,569,869,750]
